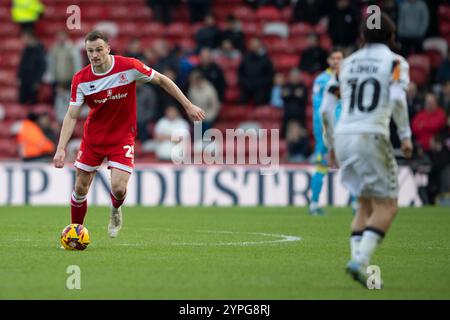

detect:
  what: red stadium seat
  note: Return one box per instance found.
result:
[241,22,262,38]
[219,106,250,121]
[0,138,19,159]
[409,67,428,87]
[424,49,444,70]
[252,105,282,121]
[272,53,299,73]
[439,5,450,22]
[31,104,53,115]
[0,38,24,53]
[256,6,282,22]
[0,120,15,138]
[0,53,20,68]
[224,71,239,88]
[289,35,310,54]
[0,70,17,85]
[319,34,333,51]
[234,6,256,22]
[224,87,241,103]
[165,22,193,39]
[407,54,431,74]
[0,87,18,102]
[3,104,28,120]
[299,71,314,89]
[140,22,165,36]
[117,22,142,38]
[214,56,242,71]
[0,23,20,37]
[290,23,313,36]
[42,5,72,20]
[214,120,242,133]
[0,6,10,20]
[264,37,294,54]
[439,21,450,36]
[281,7,292,23]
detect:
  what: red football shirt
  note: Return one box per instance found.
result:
[70,55,155,146]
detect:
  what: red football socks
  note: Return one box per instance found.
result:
[110,192,125,209]
[71,191,87,224]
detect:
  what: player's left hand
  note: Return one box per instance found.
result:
[401,138,413,159]
[329,149,338,169]
[186,104,206,122]
[53,149,66,168]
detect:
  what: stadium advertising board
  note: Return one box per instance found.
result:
[0,163,422,206]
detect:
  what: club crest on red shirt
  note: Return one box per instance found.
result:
[118,73,128,83]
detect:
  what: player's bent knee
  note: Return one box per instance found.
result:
[74,184,89,197]
[111,185,127,200]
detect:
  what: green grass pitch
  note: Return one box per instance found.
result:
[1,206,449,299]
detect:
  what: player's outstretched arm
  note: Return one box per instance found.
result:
[53,106,82,168]
[149,71,205,122]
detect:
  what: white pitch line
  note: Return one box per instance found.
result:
[114,229,302,247]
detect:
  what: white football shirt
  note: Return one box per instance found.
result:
[334,43,410,138]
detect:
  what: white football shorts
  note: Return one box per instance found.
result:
[334,133,398,199]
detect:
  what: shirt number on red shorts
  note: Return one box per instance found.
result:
[123,145,134,158]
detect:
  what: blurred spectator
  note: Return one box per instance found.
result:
[188,0,213,23]
[245,0,289,10]
[425,0,439,38]
[213,39,242,61]
[412,93,447,152]
[328,0,359,53]
[436,51,450,84]
[157,67,181,110]
[195,14,222,51]
[124,38,146,61]
[270,72,285,108]
[407,81,424,119]
[154,105,190,161]
[381,0,398,25]
[136,82,158,142]
[391,81,424,148]
[173,45,196,90]
[286,120,311,163]
[187,70,220,133]
[195,48,226,102]
[398,0,429,57]
[146,0,180,25]
[292,0,327,25]
[438,80,450,115]
[11,0,44,34]
[238,37,274,105]
[221,15,246,53]
[153,39,180,76]
[48,30,82,123]
[18,31,46,105]
[428,133,450,203]
[244,0,262,10]
[15,112,55,162]
[37,112,57,145]
[298,33,328,74]
[281,68,308,136]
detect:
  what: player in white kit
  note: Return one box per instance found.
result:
[320,13,413,288]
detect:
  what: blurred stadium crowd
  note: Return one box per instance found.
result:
[0,0,449,204]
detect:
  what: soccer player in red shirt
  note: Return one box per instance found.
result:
[53,31,205,238]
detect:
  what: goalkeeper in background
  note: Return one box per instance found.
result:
[309,49,357,215]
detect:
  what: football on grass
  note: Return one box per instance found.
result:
[60,224,90,251]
